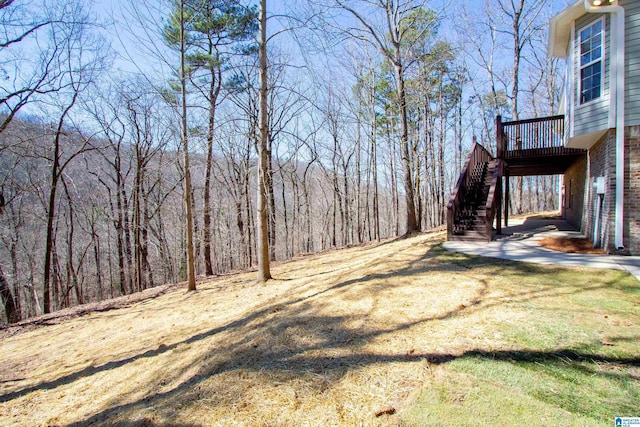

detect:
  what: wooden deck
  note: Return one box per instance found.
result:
[447,114,586,243]
[497,115,585,176]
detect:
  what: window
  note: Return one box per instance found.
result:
[579,19,603,104]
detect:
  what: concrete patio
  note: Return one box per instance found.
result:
[443,215,640,281]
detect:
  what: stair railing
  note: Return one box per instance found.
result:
[447,139,493,240]
[484,159,503,240]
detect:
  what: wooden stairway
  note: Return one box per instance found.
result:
[447,141,501,243]
[450,160,495,241]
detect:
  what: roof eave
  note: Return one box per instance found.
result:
[548,1,587,58]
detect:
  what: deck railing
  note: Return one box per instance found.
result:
[497,115,565,158]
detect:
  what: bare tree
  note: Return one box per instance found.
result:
[327,0,439,234]
[184,0,257,276]
[0,0,90,132]
[163,0,198,290]
[0,190,21,323]
[0,0,107,318]
[496,0,547,214]
[41,6,108,313]
[85,88,133,297]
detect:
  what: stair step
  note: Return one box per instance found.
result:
[460,229,487,236]
[449,155,500,243]
[448,233,490,242]
[453,220,487,230]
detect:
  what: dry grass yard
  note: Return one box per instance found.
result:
[1,231,639,426]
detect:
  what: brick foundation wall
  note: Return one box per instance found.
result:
[625,126,640,255]
[586,131,615,252]
[563,155,586,228]
[567,126,640,255]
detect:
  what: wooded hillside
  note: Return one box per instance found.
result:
[1,0,564,323]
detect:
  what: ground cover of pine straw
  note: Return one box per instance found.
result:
[1,231,639,426]
[538,237,606,255]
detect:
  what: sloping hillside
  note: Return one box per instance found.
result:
[1,231,639,426]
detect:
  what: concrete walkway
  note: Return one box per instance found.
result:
[443,217,640,281]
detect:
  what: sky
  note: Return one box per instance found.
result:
[7,0,575,129]
[93,0,304,76]
[91,0,574,76]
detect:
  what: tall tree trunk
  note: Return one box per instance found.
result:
[243,155,254,267]
[235,197,247,267]
[412,127,422,230]
[438,75,446,225]
[122,186,134,293]
[355,117,362,244]
[3,204,24,319]
[190,185,200,270]
[133,155,143,292]
[427,100,438,229]
[141,184,153,289]
[43,153,58,314]
[203,147,214,275]
[332,166,338,248]
[62,176,83,306]
[457,84,463,176]
[512,0,524,214]
[371,87,380,241]
[180,0,197,291]
[291,170,300,253]
[92,223,103,301]
[331,131,344,247]
[256,0,271,282]
[394,62,418,234]
[387,122,399,236]
[115,163,128,296]
[203,48,221,277]
[267,145,276,260]
[423,97,431,228]
[303,164,314,252]
[281,179,290,258]
[43,93,77,314]
[52,240,61,310]
[342,161,350,245]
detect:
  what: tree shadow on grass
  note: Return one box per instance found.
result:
[63,341,640,426]
[2,237,638,425]
[2,244,629,403]
[62,306,638,425]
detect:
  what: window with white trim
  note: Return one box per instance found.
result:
[579,19,603,104]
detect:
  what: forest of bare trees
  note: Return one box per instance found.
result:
[0,0,566,324]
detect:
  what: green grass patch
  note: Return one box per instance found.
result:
[401,247,640,425]
[401,368,599,426]
[403,345,639,426]
[445,352,640,423]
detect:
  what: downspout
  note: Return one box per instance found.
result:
[584,0,625,250]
